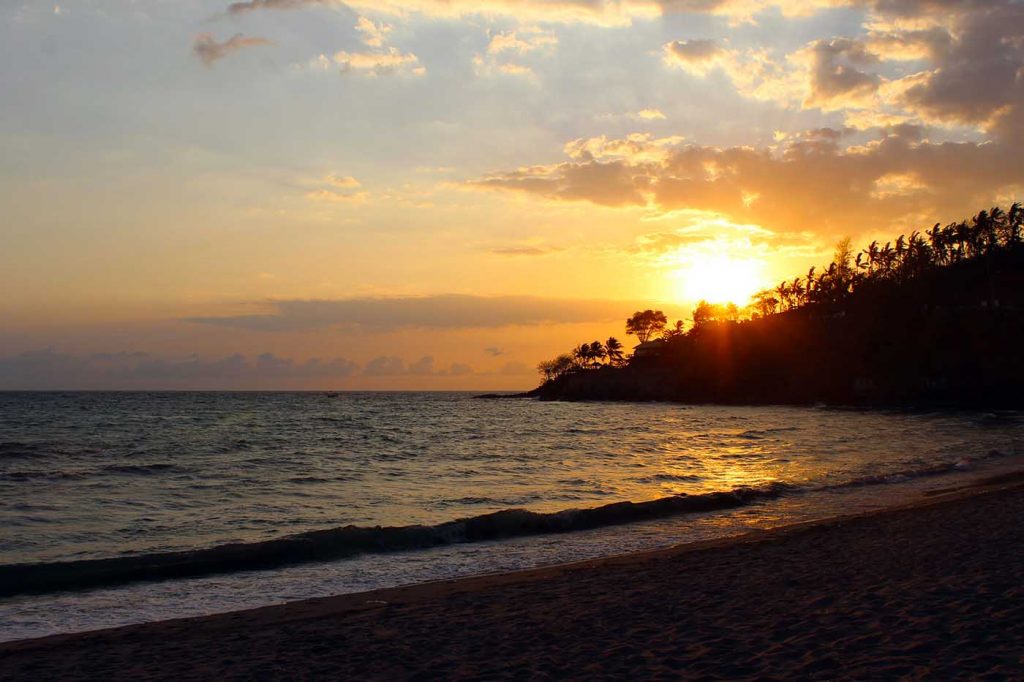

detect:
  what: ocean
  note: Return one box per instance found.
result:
[1,391,1022,641]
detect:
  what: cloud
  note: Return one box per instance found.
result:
[221,0,842,24]
[498,361,531,375]
[654,1,1021,131]
[193,33,272,66]
[325,175,361,188]
[663,39,728,76]
[305,174,368,203]
[469,126,1024,238]
[186,294,652,332]
[217,0,1002,26]
[363,355,475,376]
[484,347,506,356]
[356,16,392,47]
[307,189,370,203]
[297,16,424,77]
[637,108,667,120]
[0,349,501,388]
[472,56,537,79]
[0,349,358,389]
[662,41,802,104]
[796,38,881,109]
[564,132,686,164]
[363,355,406,376]
[662,37,879,111]
[471,28,557,80]
[227,0,337,14]
[487,29,558,55]
[332,47,425,76]
[865,27,951,61]
[894,2,1024,129]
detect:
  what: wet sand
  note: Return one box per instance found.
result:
[3,479,1024,680]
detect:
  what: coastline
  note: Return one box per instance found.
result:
[3,473,1024,679]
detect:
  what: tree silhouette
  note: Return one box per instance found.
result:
[625,310,668,343]
[537,353,576,382]
[605,337,625,366]
[692,301,737,326]
[538,204,1024,387]
[751,290,779,317]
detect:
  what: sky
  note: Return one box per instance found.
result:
[1,0,1022,389]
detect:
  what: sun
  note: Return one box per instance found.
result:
[675,254,765,305]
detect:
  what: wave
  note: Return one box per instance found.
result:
[0,452,1010,599]
[811,449,1007,493]
[0,483,791,598]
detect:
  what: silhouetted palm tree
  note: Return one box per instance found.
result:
[775,282,791,310]
[605,337,625,366]
[790,278,805,306]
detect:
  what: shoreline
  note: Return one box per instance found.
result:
[3,472,1024,678]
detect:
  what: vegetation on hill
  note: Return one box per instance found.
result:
[534,204,1024,406]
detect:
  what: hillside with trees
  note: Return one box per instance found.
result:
[532,204,1024,407]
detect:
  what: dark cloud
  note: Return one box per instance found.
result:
[897,2,1024,128]
[450,363,474,376]
[362,355,475,377]
[90,351,150,361]
[363,356,406,376]
[193,33,272,66]
[498,361,531,375]
[0,349,92,388]
[0,350,358,389]
[407,356,436,375]
[865,0,997,17]
[803,38,881,108]
[187,295,649,332]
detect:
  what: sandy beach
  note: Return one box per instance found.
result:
[3,478,1024,680]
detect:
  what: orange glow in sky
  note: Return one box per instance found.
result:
[0,1,1020,389]
[676,254,766,305]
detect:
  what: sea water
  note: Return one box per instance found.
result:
[1,391,1022,640]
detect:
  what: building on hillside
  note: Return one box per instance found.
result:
[632,339,667,359]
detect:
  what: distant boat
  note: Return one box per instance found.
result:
[325,392,340,398]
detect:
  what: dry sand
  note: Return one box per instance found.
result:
[3,480,1024,680]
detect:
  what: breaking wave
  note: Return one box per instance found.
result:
[2,451,1005,599]
[0,483,792,598]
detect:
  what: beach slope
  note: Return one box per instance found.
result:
[3,483,1024,680]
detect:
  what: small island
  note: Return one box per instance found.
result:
[531,204,1024,407]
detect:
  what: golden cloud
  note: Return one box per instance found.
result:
[469,126,1023,239]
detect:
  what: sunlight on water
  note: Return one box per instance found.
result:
[2,393,1024,641]
[1,393,1022,565]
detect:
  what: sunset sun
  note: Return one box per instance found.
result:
[675,254,765,305]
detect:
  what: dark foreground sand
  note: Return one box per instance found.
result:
[3,480,1024,680]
